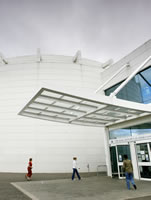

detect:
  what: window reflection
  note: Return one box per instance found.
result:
[109,123,151,139]
[131,123,151,136]
[139,166,151,178]
[109,129,131,139]
[107,66,151,139]
[141,67,151,85]
[137,73,151,104]
[105,77,142,103]
[105,66,151,104]
[117,145,131,162]
[136,143,149,162]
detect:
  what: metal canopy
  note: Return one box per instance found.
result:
[18,88,151,127]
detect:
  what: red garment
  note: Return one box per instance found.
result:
[27,161,32,177]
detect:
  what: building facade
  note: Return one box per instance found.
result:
[0,40,151,181]
[101,39,151,180]
[0,54,106,173]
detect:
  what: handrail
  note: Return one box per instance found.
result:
[97,164,107,176]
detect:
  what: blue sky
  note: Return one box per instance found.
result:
[0,0,151,63]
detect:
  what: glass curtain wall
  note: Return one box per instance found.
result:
[105,66,151,139]
[137,67,151,104]
[109,123,151,139]
[105,66,151,104]
[106,66,151,179]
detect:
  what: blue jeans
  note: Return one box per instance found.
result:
[72,168,81,180]
[125,172,135,190]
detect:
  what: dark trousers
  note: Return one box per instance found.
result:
[72,168,81,180]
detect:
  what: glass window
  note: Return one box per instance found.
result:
[136,143,149,162]
[136,73,151,104]
[131,123,151,136]
[149,143,151,150]
[141,67,151,85]
[105,77,142,103]
[107,66,151,139]
[119,165,125,177]
[117,145,131,162]
[110,146,118,174]
[139,166,151,178]
[109,129,131,139]
[105,66,151,104]
[109,123,151,139]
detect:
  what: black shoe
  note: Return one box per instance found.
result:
[133,184,137,190]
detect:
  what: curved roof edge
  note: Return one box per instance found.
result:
[0,53,107,69]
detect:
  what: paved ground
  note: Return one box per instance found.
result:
[0,172,95,200]
[1,173,151,200]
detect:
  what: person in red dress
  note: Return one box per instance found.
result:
[25,158,33,180]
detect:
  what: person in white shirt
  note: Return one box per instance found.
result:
[72,157,81,180]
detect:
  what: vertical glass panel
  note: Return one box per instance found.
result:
[119,165,125,177]
[139,166,151,178]
[110,146,118,175]
[125,77,142,103]
[149,143,151,152]
[137,71,151,104]
[105,66,151,104]
[136,143,150,162]
[141,67,151,85]
[105,77,142,103]
[117,145,131,162]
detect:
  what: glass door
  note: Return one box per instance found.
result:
[136,142,151,179]
[110,146,118,177]
[117,145,131,179]
[110,144,131,179]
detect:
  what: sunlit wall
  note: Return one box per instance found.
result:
[0,55,106,173]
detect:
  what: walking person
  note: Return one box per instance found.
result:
[72,157,81,180]
[25,158,33,181]
[123,155,137,190]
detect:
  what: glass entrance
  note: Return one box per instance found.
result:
[136,142,151,179]
[117,145,131,178]
[110,144,131,178]
[110,146,118,177]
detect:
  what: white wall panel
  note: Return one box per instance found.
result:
[0,55,105,173]
[101,40,151,90]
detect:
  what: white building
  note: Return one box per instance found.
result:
[1,40,151,181]
[0,51,106,173]
[102,39,151,181]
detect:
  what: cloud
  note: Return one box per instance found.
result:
[0,0,150,62]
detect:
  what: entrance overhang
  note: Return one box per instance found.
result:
[18,87,151,127]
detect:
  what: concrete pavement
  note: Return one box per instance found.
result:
[1,173,151,200]
[11,174,151,200]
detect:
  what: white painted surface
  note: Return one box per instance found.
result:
[100,39,151,91]
[104,128,112,177]
[130,142,139,179]
[0,55,106,172]
[1,40,151,175]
